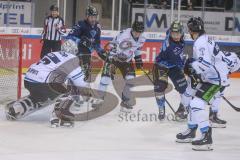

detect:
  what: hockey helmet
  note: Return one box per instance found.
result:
[61,40,78,55]
[187,17,204,32]
[86,5,98,16]
[170,20,184,40]
[132,21,144,33]
[50,5,58,11]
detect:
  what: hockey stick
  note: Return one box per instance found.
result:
[141,68,176,113]
[222,96,240,112]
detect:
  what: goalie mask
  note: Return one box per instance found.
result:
[61,40,78,55]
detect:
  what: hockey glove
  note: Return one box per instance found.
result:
[184,58,195,76]
[134,55,143,69]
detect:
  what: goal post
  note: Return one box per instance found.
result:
[0,34,23,103]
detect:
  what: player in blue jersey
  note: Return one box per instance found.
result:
[153,20,188,120]
[66,5,104,81]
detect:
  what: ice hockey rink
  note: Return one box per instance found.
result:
[0,74,240,160]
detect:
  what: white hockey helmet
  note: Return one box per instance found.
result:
[61,39,78,55]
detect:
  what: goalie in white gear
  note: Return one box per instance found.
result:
[5,40,93,127]
[175,17,231,151]
[96,21,146,111]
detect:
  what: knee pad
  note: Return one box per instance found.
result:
[54,96,75,121]
[100,76,111,85]
[5,96,37,120]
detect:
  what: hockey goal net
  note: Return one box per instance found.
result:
[0,35,22,104]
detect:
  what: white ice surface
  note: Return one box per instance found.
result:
[0,75,240,160]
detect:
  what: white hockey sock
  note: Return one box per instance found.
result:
[210,96,221,113]
[190,97,209,133]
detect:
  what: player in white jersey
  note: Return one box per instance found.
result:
[96,21,146,111]
[5,40,96,127]
[208,51,240,128]
[180,50,240,128]
[175,17,231,151]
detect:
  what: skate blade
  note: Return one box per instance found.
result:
[50,118,74,128]
[175,117,187,122]
[210,123,226,128]
[158,116,165,121]
[5,113,17,121]
[61,124,74,128]
[176,138,193,143]
[192,144,213,151]
[50,124,59,128]
[174,113,188,122]
[50,123,74,128]
[120,107,132,113]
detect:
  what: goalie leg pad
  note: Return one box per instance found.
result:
[54,96,75,121]
[5,96,40,120]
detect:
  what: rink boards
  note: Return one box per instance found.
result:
[1,27,240,77]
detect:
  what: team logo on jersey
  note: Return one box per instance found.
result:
[119,40,132,50]
[90,30,97,38]
[173,47,183,55]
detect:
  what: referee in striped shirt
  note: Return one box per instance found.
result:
[40,5,66,58]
